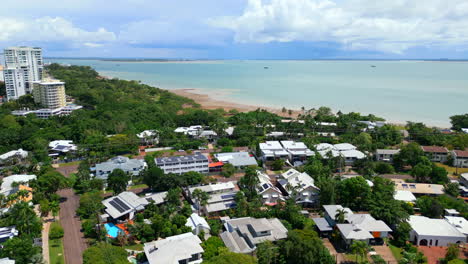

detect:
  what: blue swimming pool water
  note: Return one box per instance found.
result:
[104,223,123,238]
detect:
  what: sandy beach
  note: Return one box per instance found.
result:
[171,88,302,118]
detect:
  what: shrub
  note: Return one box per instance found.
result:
[49,222,64,239]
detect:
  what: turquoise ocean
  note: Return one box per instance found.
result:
[48,59,468,127]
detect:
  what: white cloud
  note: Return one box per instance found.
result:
[83,42,104,48]
[0,17,116,43]
[209,0,468,53]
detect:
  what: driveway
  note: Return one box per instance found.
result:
[58,189,87,264]
[374,245,398,264]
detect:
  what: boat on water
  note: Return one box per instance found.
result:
[371,65,376,68]
[264,66,269,69]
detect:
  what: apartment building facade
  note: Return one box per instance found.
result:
[3,47,43,100]
[32,79,66,108]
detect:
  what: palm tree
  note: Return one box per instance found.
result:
[335,209,348,224]
[350,240,369,263]
[192,189,210,215]
[50,200,60,219]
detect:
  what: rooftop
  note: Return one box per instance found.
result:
[279,169,318,193]
[444,216,468,235]
[323,205,353,221]
[453,150,468,158]
[155,153,208,164]
[409,215,465,238]
[185,213,210,231]
[394,190,417,202]
[337,224,374,240]
[0,149,28,161]
[215,152,257,167]
[144,232,203,264]
[0,174,36,196]
[376,149,400,155]
[189,182,235,194]
[393,180,444,195]
[313,217,333,232]
[421,146,448,153]
[259,141,284,150]
[102,191,150,219]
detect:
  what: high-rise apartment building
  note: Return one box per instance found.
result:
[3,46,43,100]
[32,79,66,109]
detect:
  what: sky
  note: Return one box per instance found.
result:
[1,0,468,59]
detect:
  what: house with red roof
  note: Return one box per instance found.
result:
[452,150,468,168]
[421,146,449,163]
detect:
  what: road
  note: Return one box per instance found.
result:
[58,188,87,264]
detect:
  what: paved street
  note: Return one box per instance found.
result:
[58,189,87,264]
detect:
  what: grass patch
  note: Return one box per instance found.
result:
[434,163,468,176]
[58,160,81,167]
[388,243,403,261]
[125,243,144,251]
[344,253,366,263]
[49,221,65,264]
[129,184,148,190]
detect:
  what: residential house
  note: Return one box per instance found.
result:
[174,126,203,136]
[277,169,320,206]
[408,215,465,246]
[0,257,15,264]
[215,152,258,168]
[185,213,211,236]
[357,121,386,130]
[101,191,166,221]
[93,156,147,181]
[256,171,283,205]
[259,141,289,161]
[48,140,77,158]
[393,190,417,203]
[375,149,400,162]
[462,128,468,134]
[315,143,365,165]
[460,173,468,187]
[280,141,314,164]
[187,182,238,214]
[198,130,218,141]
[136,130,159,146]
[452,150,468,168]
[220,217,288,254]
[444,216,468,237]
[421,146,449,163]
[0,226,18,243]
[144,232,204,264]
[321,205,391,246]
[392,180,444,196]
[445,209,460,217]
[155,153,209,175]
[0,149,28,164]
[0,174,36,197]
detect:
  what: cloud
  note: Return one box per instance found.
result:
[83,42,104,48]
[209,0,468,53]
[0,16,116,43]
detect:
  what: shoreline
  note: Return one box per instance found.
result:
[170,88,303,118]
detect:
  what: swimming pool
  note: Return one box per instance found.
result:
[104,223,123,238]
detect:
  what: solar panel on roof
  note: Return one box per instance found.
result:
[114,197,131,211]
[262,183,269,189]
[109,200,125,213]
[55,145,67,150]
[221,194,236,200]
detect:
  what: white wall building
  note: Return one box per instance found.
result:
[408,215,466,246]
[144,233,204,264]
[278,169,320,206]
[280,141,314,164]
[155,153,209,175]
[185,213,211,236]
[375,149,400,162]
[257,171,283,205]
[316,143,365,165]
[259,141,289,161]
[452,150,468,168]
[187,182,238,214]
[3,47,43,100]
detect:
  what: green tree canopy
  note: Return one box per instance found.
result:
[82,242,128,264]
[107,168,129,194]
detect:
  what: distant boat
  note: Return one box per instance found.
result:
[264,66,269,69]
[371,65,376,68]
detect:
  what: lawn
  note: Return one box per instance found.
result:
[388,243,403,261]
[125,243,144,251]
[129,184,148,190]
[58,160,81,167]
[434,163,468,176]
[49,238,65,264]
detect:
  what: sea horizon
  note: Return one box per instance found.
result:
[48,58,468,127]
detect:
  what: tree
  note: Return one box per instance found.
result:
[392,222,412,247]
[201,236,226,260]
[257,240,280,264]
[445,183,460,197]
[338,176,371,211]
[350,240,369,263]
[36,170,69,197]
[221,163,236,178]
[77,191,104,219]
[393,143,424,169]
[335,209,348,224]
[0,237,40,264]
[6,202,42,238]
[202,249,257,264]
[238,167,259,200]
[450,114,468,131]
[374,162,395,174]
[399,250,427,264]
[49,222,64,239]
[279,229,334,264]
[353,132,373,151]
[416,196,444,218]
[107,168,129,194]
[271,159,284,171]
[430,165,449,184]
[83,242,128,264]
[192,189,210,215]
[142,166,164,190]
[443,244,460,263]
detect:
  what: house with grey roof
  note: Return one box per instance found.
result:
[256,171,283,205]
[321,205,391,247]
[0,226,18,243]
[187,182,238,214]
[214,152,258,168]
[144,232,204,264]
[375,149,400,162]
[277,169,319,206]
[155,153,209,175]
[0,149,28,165]
[185,213,210,236]
[92,156,147,181]
[220,217,288,254]
[136,130,159,145]
[101,191,166,221]
[315,143,365,165]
